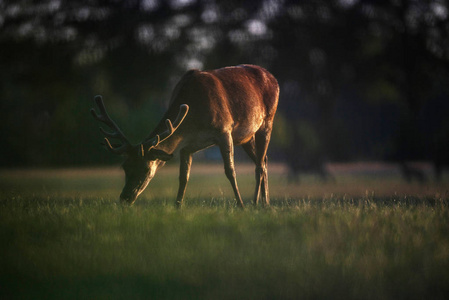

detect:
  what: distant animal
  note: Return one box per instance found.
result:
[400,162,427,183]
[284,127,333,183]
[432,129,449,181]
[287,156,333,183]
[91,65,279,207]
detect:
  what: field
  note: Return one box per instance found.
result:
[1,162,449,299]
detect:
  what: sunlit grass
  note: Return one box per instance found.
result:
[1,165,449,299]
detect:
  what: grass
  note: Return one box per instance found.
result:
[1,164,449,299]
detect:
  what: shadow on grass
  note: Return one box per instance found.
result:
[1,274,203,300]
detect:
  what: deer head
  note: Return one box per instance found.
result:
[91,95,189,204]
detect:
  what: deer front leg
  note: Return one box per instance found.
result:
[217,134,245,209]
[176,149,192,208]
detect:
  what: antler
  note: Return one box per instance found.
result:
[143,104,189,150]
[90,95,132,155]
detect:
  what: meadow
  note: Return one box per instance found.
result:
[1,162,449,299]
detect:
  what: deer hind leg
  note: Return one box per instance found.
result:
[242,138,262,205]
[217,133,245,208]
[242,134,270,206]
[255,129,271,206]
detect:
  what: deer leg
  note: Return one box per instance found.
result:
[176,149,192,208]
[218,134,245,208]
[242,137,257,163]
[242,137,270,206]
[254,130,271,206]
[242,138,262,205]
[261,156,269,206]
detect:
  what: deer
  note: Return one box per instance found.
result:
[91,64,279,208]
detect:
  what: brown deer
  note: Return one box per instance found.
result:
[91,64,279,208]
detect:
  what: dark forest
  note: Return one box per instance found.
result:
[1,0,448,175]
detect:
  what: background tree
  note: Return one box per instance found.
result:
[0,0,448,169]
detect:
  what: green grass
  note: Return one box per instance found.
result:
[1,165,449,299]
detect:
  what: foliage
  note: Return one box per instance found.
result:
[0,0,449,166]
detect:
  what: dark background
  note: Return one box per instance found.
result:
[1,0,448,176]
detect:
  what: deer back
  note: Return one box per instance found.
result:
[149,64,279,146]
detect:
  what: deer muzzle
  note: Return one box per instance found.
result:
[119,192,137,205]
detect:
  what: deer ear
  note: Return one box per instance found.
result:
[147,149,173,161]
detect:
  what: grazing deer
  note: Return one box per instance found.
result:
[91,64,279,208]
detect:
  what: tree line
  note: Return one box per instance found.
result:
[0,0,448,171]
